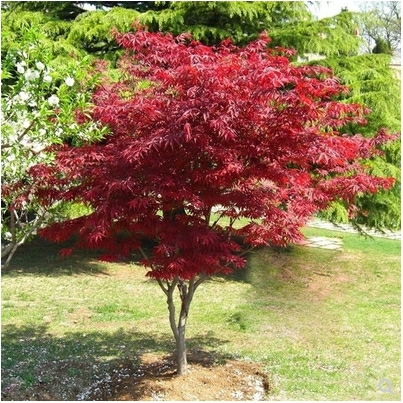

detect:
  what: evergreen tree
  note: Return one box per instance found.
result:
[269,10,362,58]
[139,1,312,45]
[372,37,393,55]
[1,6,139,60]
[1,1,169,17]
[0,2,362,58]
[309,54,401,230]
[1,1,86,19]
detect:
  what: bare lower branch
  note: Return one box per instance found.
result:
[138,246,149,260]
[194,274,210,290]
[237,245,255,258]
[166,279,179,339]
[157,278,168,296]
[205,207,212,226]
[210,210,225,229]
[1,243,14,259]
[11,210,17,244]
[2,120,36,149]
[1,213,46,269]
[186,278,197,307]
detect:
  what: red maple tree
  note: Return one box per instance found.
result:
[27,28,395,374]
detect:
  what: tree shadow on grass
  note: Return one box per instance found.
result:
[1,323,232,400]
[2,236,114,277]
[217,244,297,284]
[3,234,256,281]
[2,236,158,278]
[3,234,315,292]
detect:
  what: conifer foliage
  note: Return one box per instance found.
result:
[28,28,395,375]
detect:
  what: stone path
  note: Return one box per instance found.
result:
[299,235,343,251]
[307,218,401,240]
[301,218,401,251]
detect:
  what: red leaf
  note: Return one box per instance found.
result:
[59,248,73,257]
[25,28,397,281]
[184,122,192,141]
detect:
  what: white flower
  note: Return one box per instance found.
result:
[47,94,60,106]
[38,128,47,136]
[24,69,40,81]
[35,61,45,71]
[24,69,32,80]
[7,134,17,143]
[65,77,75,87]
[16,63,25,74]
[19,91,30,101]
[20,137,30,147]
[31,142,45,153]
[55,127,63,136]
[22,120,31,129]
[43,75,52,83]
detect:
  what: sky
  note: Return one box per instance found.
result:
[308,1,362,19]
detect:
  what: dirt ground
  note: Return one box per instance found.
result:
[1,350,269,401]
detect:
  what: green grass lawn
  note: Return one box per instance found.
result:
[1,228,401,400]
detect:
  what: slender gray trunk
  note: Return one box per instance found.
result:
[175,304,189,375]
[158,276,206,375]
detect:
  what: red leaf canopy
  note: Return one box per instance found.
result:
[32,29,394,279]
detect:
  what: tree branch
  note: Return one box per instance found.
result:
[2,120,36,149]
[157,278,168,296]
[1,212,46,269]
[138,246,149,260]
[194,274,210,290]
[167,279,179,339]
[237,245,255,258]
[211,209,225,229]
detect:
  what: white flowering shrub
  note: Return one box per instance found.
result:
[1,27,109,268]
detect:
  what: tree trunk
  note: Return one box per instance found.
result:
[159,277,204,375]
[175,307,188,375]
[1,210,45,269]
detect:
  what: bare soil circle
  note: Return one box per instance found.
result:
[82,350,270,401]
